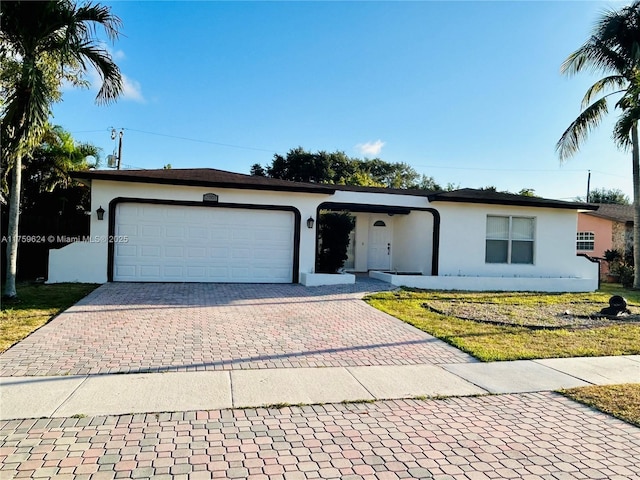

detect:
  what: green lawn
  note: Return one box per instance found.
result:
[0,283,98,352]
[367,285,640,427]
[365,284,640,361]
[561,383,640,427]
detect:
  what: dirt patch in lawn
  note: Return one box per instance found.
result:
[422,298,640,329]
[365,286,640,361]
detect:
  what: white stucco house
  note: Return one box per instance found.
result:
[48,168,600,292]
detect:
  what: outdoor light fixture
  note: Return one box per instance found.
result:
[96,206,105,221]
[307,216,315,229]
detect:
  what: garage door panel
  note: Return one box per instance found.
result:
[187,247,207,258]
[116,244,137,257]
[165,246,184,258]
[140,265,161,277]
[165,226,185,238]
[114,203,295,283]
[115,264,136,278]
[163,266,184,277]
[187,266,206,277]
[117,223,138,236]
[141,246,161,257]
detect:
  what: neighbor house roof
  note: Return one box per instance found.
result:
[427,188,598,210]
[583,203,634,223]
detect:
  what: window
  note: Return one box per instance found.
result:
[486,216,535,264]
[576,232,595,251]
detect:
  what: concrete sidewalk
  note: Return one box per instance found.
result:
[1,355,638,420]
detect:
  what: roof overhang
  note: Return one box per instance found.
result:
[72,171,336,195]
[319,202,412,215]
[427,190,598,211]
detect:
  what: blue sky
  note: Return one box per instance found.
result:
[52,0,633,201]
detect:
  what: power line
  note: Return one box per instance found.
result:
[69,127,631,180]
[123,128,275,153]
[413,164,629,179]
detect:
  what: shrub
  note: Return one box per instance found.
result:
[316,212,355,273]
[604,248,634,287]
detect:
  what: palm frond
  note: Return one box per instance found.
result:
[74,43,122,103]
[613,103,640,149]
[557,97,610,162]
[561,38,628,76]
[581,76,628,109]
[74,2,122,42]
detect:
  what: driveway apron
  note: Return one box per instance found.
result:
[0,280,474,377]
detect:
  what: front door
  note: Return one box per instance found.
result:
[368,218,392,270]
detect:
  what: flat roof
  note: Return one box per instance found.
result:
[427,188,598,210]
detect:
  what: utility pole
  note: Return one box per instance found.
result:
[586,170,591,203]
[110,128,124,170]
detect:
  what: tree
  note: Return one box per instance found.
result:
[253,147,442,189]
[517,188,537,197]
[249,163,266,176]
[266,147,331,183]
[578,187,630,204]
[1,0,123,298]
[556,2,640,289]
[20,125,99,213]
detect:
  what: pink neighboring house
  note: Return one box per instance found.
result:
[577,203,634,279]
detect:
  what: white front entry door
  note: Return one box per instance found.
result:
[367,218,392,270]
[113,203,295,283]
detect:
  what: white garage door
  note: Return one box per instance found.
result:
[113,203,295,283]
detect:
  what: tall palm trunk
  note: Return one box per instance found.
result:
[633,123,640,289]
[4,154,22,298]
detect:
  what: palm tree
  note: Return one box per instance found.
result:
[557,1,640,289]
[1,1,122,298]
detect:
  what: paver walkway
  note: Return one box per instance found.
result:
[0,281,473,377]
[2,392,639,480]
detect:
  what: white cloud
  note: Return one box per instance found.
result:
[86,68,145,103]
[356,140,385,156]
[59,46,144,102]
[112,49,126,61]
[120,74,144,102]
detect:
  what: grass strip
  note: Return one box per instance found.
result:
[1,283,99,352]
[560,384,640,427]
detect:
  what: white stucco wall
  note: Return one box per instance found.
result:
[433,202,598,281]
[369,271,597,292]
[48,241,108,283]
[47,178,597,289]
[392,211,433,274]
[48,180,434,283]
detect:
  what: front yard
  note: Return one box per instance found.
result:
[366,284,640,426]
[0,283,98,352]
[365,284,640,361]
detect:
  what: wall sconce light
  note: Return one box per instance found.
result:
[96,206,105,221]
[307,216,315,229]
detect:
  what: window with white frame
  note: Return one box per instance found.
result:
[486,216,535,264]
[576,232,595,251]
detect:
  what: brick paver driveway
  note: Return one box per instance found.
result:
[0,280,473,376]
[2,392,639,479]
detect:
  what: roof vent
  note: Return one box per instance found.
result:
[203,193,219,203]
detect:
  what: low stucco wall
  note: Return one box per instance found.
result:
[47,242,107,284]
[369,262,599,292]
[300,272,356,286]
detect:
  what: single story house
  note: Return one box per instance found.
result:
[577,203,634,279]
[48,168,600,292]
